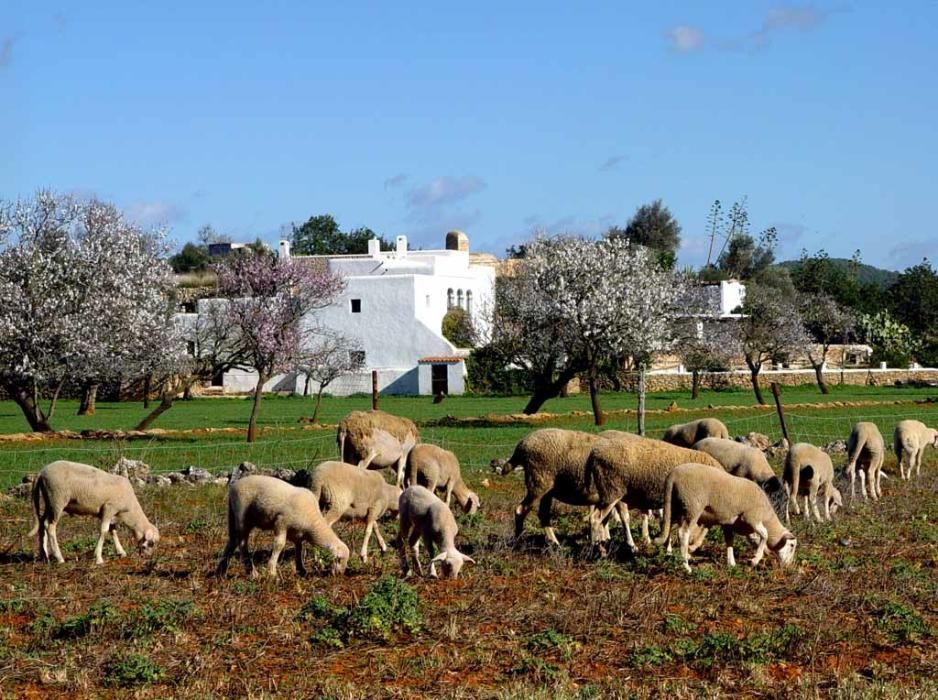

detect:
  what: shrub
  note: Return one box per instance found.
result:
[54,600,120,640]
[103,652,164,687]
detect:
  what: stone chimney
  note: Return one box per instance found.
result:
[367,238,381,257]
[446,230,469,252]
[396,235,408,257]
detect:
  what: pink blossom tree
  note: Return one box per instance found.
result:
[214,253,344,442]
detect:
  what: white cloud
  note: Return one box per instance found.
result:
[126,201,186,228]
[406,176,485,208]
[665,25,705,53]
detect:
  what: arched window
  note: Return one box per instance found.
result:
[466,290,473,314]
[457,289,464,309]
[447,288,454,308]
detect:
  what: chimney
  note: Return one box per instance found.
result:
[278,239,291,260]
[367,238,381,257]
[396,235,408,257]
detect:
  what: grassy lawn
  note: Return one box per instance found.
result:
[1,385,937,696]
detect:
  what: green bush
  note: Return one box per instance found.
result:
[103,652,164,687]
[54,600,120,640]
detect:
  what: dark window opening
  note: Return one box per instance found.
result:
[350,299,362,313]
[349,350,366,366]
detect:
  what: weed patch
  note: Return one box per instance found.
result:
[876,601,931,644]
[103,652,164,687]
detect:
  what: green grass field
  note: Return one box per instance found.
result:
[1,385,937,697]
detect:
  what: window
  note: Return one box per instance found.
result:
[447,288,454,308]
[457,289,464,309]
[350,299,362,313]
[186,341,196,356]
[349,350,366,367]
[425,294,431,308]
[466,290,473,314]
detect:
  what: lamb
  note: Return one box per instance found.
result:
[691,437,786,510]
[308,460,401,563]
[585,436,725,549]
[337,410,419,488]
[893,420,938,480]
[397,485,474,579]
[494,428,629,546]
[29,460,159,565]
[661,418,730,448]
[405,443,480,515]
[845,422,886,501]
[783,443,843,523]
[216,474,350,578]
[653,462,798,572]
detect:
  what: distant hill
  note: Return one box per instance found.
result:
[776,258,899,289]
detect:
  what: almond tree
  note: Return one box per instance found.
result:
[675,319,743,400]
[799,292,855,394]
[215,253,344,442]
[0,192,181,431]
[297,331,364,423]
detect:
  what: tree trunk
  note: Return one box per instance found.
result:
[6,382,53,432]
[46,378,65,420]
[588,367,605,426]
[522,367,579,415]
[312,387,324,423]
[78,383,99,416]
[813,362,830,394]
[143,374,151,408]
[303,374,312,397]
[247,374,269,443]
[134,394,174,431]
[637,365,647,435]
[691,370,701,400]
[746,361,766,405]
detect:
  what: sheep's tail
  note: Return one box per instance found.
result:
[405,450,419,488]
[846,435,865,472]
[28,475,43,538]
[653,471,677,546]
[336,425,346,461]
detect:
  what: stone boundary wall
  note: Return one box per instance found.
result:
[625,368,938,393]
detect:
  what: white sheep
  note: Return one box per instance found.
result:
[494,428,629,546]
[337,410,420,487]
[893,420,938,480]
[691,437,787,513]
[308,460,401,563]
[845,422,886,501]
[405,443,480,515]
[29,460,159,565]
[654,462,798,572]
[585,436,725,550]
[661,418,730,448]
[216,474,350,578]
[783,443,843,523]
[397,485,474,579]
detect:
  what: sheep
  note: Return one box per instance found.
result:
[308,460,401,563]
[29,460,159,565]
[845,422,886,501]
[495,428,629,546]
[405,443,480,515]
[654,462,798,572]
[337,410,420,488]
[893,420,938,480]
[783,443,843,523]
[585,436,725,550]
[216,474,350,578]
[397,485,474,579]
[691,438,787,513]
[661,418,730,448]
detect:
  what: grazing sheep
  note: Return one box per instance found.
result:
[397,485,474,579]
[337,410,420,488]
[405,444,480,515]
[585,436,725,550]
[308,461,402,563]
[783,443,843,523]
[661,418,730,448]
[495,428,629,546]
[654,462,798,572]
[29,460,159,565]
[692,438,786,513]
[845,422,886,501]
[216,475,349,578]
[893,420,938,480]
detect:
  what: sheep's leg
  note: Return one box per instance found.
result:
[216,537,238,576]
[94,509,116,564]
[37,515,50,563]
[848,464,857,502]
[360,519,376,563]
[823,483,834,521]
[750,523,768,566]
[444,484,454,507]
[295,541,308,576]
[812,485,825,522]
[397,524,412,576]
[239,532,254,577]
[899,451,908,480]
[268,529,288,577]
[915,447,924,478]
[111,528,127,558]
[803,495,812,522]
[536,495,561,547]
[678,524,692,573]
[426,538,440,578]
[409,532,424,577]
[723,528,736,568]
[514,493,538,540]
[641,512,651,545]
[372,522,388,553]
[688,526,708,553]
[614,502,633,544]
[395,454,407,489]
[48,519,66,564]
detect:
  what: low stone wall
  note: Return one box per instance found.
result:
[621,368,938,393]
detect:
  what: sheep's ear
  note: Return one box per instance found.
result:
[431,551,448,563]
[461,553,475,564]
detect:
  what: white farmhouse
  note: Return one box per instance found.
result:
[221,230,496,396]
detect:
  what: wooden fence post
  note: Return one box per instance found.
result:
[371,370,379,411]
[770,382,790,443]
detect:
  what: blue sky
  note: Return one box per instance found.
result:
[2,2,936,269]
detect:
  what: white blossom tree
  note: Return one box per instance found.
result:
[214,253,345,442]
[675,319,743,400]
[738,284,812,404]
[297,331,364,423]
[799,292,855,394]
[493,235,684,427]
[0,192,182,431]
